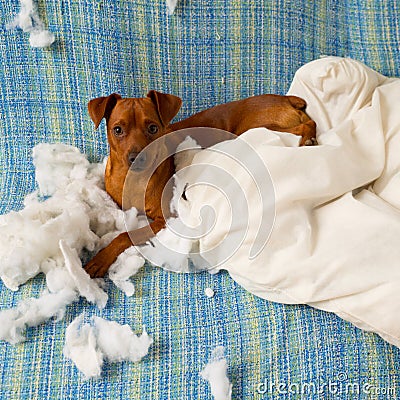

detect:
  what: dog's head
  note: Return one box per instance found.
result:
[88,90,182,171]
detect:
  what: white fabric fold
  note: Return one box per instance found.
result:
[180,57,400,347]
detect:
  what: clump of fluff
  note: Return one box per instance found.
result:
[108,247,145,296]
[200,346,232,400]
[7,0,55,48]
[0,287,77,344]
[166,0,178,15]
[64,314,153,379]
[0,240,112,345]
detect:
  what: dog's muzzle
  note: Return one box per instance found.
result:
[128,151,147,171]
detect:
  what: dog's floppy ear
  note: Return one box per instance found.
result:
[88,93,122,129]
[147,90,182,127]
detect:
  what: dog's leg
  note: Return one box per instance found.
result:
[84,218,166,278]
[84,232,132,278]
[281,120,317,146]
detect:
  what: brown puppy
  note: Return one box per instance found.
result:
[85,91,316,277]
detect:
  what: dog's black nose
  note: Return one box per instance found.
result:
[128,152,138,164]
[129,151,147,170]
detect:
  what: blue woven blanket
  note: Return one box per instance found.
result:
[1,0,399,398]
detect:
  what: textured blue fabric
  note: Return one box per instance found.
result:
[1,0,400,398]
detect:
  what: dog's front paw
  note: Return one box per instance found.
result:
[84,253,111,279]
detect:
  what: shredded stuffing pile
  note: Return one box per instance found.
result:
[0,143,141,294]
[0,143,152,374]
[0,141,206,378]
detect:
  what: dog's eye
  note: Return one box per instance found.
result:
[113,126,124,136]
[147,124,159,135]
